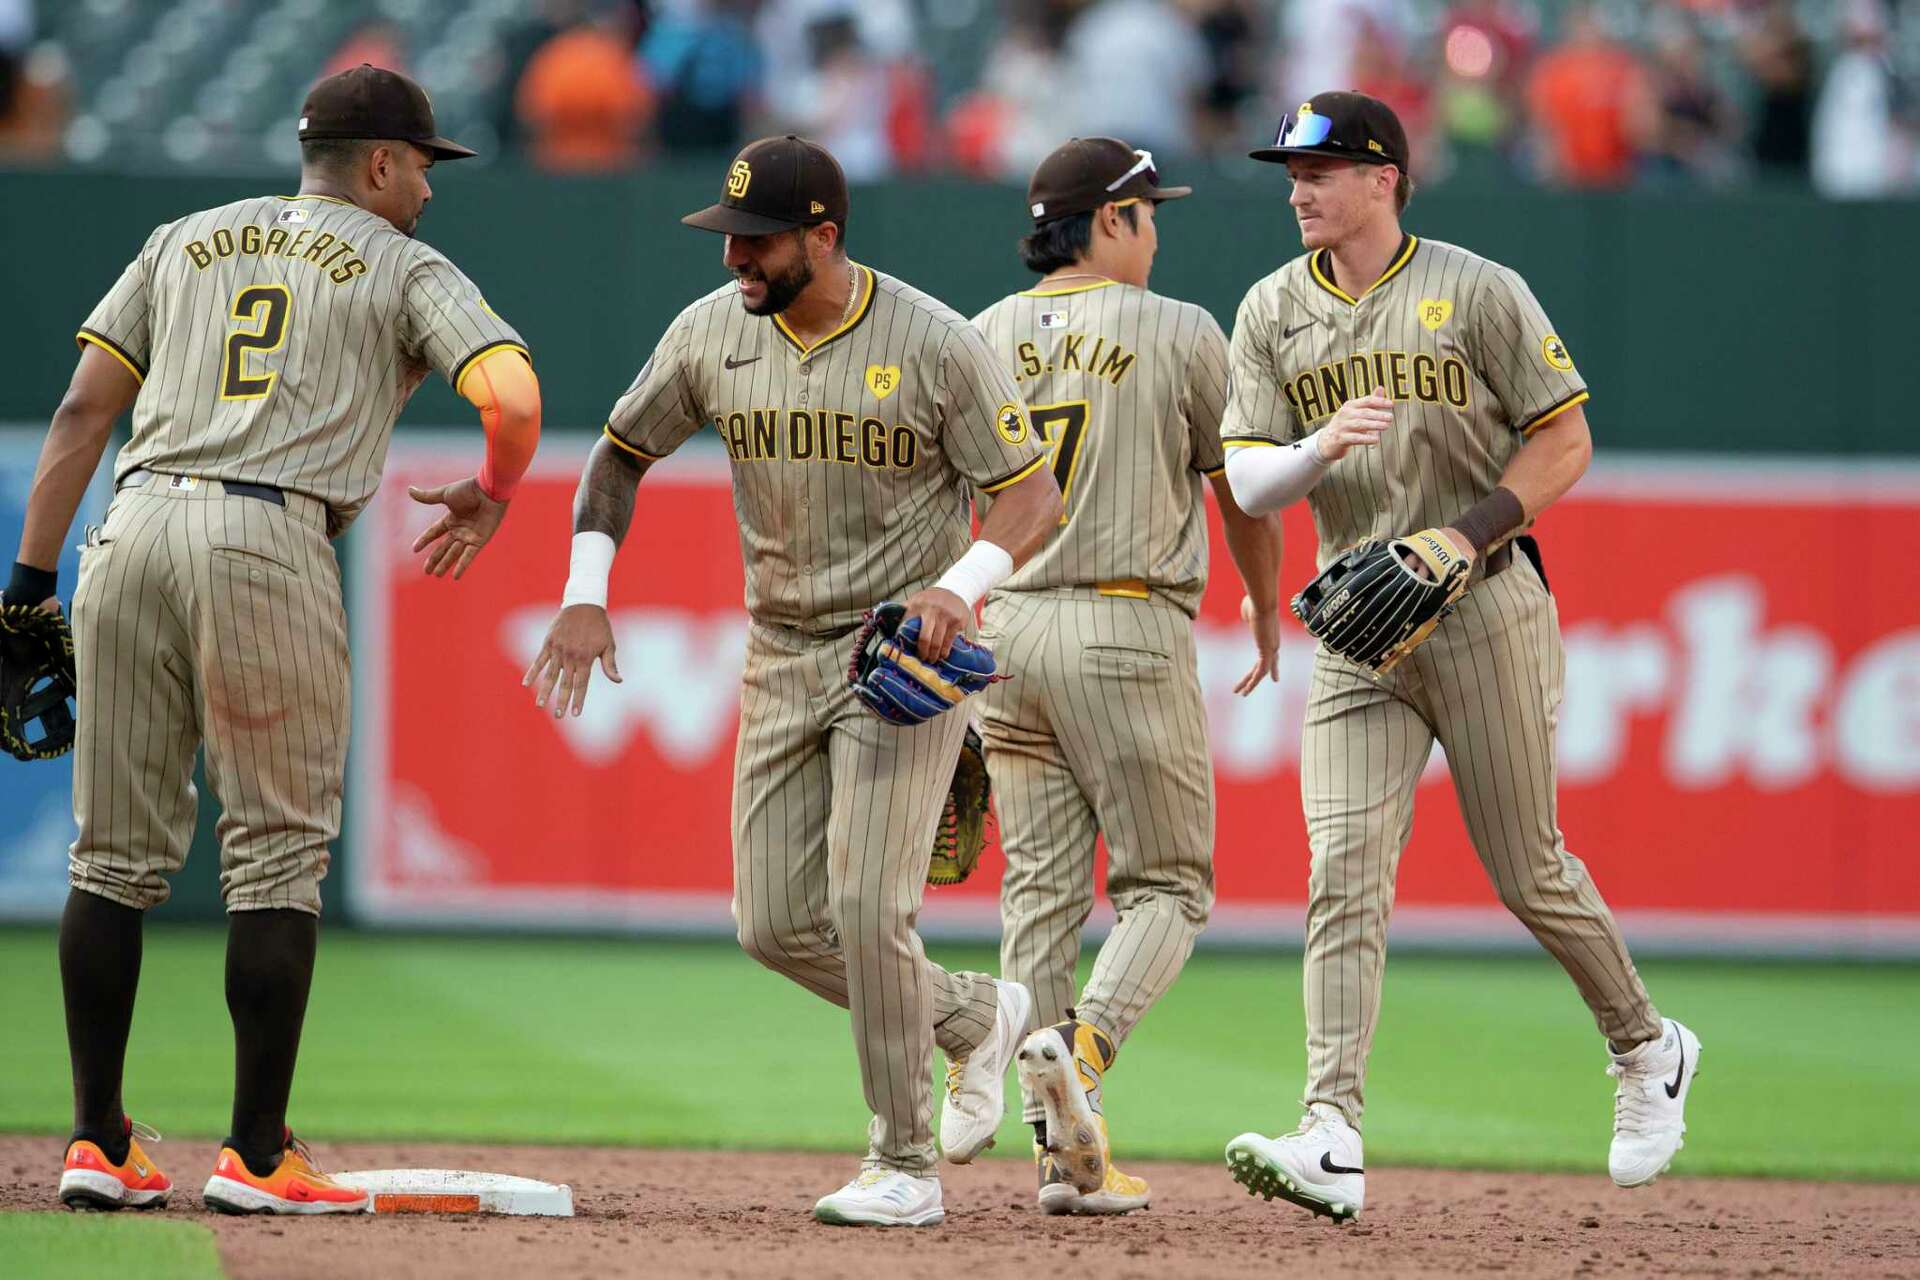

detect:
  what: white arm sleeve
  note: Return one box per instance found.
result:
[1224,434,1333,517]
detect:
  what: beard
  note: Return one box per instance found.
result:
[737,252,813,316]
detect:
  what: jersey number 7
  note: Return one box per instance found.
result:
[221,284,293,402]
[1028,400,1090,526]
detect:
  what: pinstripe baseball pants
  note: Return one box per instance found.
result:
[67,473,346,915]
[1300,554,1661,1127]
[978,587,1216,1122]
[730,620,1000,1175]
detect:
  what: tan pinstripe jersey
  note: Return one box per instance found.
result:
[1220,235,1587,567]
[78,193,525,533]
[972,280,1228,617]
[606,263,1049,634]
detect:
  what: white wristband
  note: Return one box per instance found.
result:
[933,539,1014,609]
[561,531,617,609]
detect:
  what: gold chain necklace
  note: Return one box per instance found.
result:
[838,262,860,326]
[793,262,861,353]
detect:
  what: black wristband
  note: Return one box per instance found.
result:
[1450,486,1525,554]
[4,561,58,606]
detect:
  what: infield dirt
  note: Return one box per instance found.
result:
[3,1136,1914,1278]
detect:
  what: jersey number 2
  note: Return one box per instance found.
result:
[221,284,292,401]
[1029,400,1090,525]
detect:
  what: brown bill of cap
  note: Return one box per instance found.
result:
[1248,90,1410,173]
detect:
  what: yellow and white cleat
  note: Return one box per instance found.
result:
[1016,1014,1115,1196]
[1035,1118,1151,1216]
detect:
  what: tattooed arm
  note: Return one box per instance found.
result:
[521,434,654,718]
[573,432,650,541]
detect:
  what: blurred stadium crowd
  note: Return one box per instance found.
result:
[0,0,1914,197]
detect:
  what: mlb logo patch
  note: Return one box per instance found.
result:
[1038,311,1067,329]
[276,207,309,225]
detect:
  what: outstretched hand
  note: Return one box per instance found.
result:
[408,477,508,579]
[523,604,622,718]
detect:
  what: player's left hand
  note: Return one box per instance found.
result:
[407,476,508,579]
[1397,526,1476,581]
[0,599,76,760]
[900,587,972,662]
[1234,593,1281,695]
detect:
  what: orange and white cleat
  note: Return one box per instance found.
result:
[202,1130,370,1215]
[60,1118,172,1211]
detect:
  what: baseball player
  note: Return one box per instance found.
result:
[969,138,1283,1215]
[1216,93,1700,1220]
[520,136,1063,1228]
[6,66,541,1214]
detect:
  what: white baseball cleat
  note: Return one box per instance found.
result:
[1608,1017,1702,1188]
[941,978,1032,1163]
[813,1168,945,1227]
[1225,1103,1365,1222]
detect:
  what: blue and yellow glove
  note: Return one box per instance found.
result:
[847,602,1002,726]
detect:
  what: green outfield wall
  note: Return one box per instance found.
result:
[0,167,1907,455]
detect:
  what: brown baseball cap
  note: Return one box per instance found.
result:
[298,64,476,160]
[1027,136,1191,225]
[682,136,850,236]
[1249,91,1409,172]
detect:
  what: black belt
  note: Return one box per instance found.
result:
[121,469,285,507]
[1485,535,1549,593]
[222,480,286,507]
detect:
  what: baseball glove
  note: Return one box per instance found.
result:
[1291,529,1473,675]
[847,602,1003,726]
[0,602,78,761]
[930,726,993,886]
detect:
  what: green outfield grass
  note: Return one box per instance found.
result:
[0,1213,223,1279]
[1,927,1914,1180]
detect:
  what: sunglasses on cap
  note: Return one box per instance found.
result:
[1273,112,1335,149]
[1105,147,1157,192]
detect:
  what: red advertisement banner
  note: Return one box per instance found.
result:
[350,444,1920,953]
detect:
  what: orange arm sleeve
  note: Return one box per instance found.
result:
[461,347,541,501]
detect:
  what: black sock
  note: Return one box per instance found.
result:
[59,889,144,1164]
[1033,1121,1048,1147]
[225,909,317,1177]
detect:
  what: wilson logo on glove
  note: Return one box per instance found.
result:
[847,602,1005,726]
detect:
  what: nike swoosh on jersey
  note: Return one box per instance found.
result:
[723,354,762,369]
[1283,320,1319,340]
